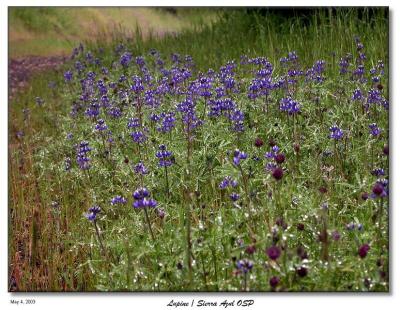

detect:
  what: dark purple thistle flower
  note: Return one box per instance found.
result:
[85,205,101,222]
[297,223,305,231]
[296,246,308,260]
[156,144,174,167]
[134,162,149,175]
[371,181,387,198]
[236,259,253,274]
[296,266,308,277]
[329,125,344,140]
[358,244,370,259]
[254,137,264,148]
[233,149,247,166]
[361,192,369,201]
[275,153,285,164]
[383,144,389,156]
[269,276,280,289]
[272,167,284,181]
[111,195,127,205]
[266,246,281,260]
[245,245,256,255]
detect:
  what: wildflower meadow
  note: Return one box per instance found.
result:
[8,8,389,292]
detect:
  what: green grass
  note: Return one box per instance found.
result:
[9,8,388,292]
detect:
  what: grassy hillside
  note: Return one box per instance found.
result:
[9,7,218,57]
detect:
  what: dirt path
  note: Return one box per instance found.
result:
[8,56,67,100]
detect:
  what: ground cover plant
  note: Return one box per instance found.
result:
[8,8,389,292]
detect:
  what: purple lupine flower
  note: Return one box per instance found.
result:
[130,131,147,144]
[157,112,176,133]
[130,75,144,94]
[279,97,301,115]
[64,70,73,82]
[233,149,247,166]
[369,123,381,136]
[127,117,140,129]
[94,119,108,131]
[120,52,132,67]
[156,144,174,167]
[236,259,253,274]
[107,106,122,118]
[230,192,240,201]
[367,89,383,104]
[134,162,149,175]
[339,56,350,74]
[230,109,245,132]
[371,168,385,177]
[76,141,91,170]
[85,205,101,221]
[352,88,363,101]
[132,187,157,209]
[219,176,238,189]
[111,195,127,205]
[329,125,344,140]
[265,162,277,172]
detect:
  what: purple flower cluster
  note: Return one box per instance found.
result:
[76,141,91,170]
[329,125,344,140]
[132,187,157,209]
[85,205,101,221]
[219,176,238,189]
[280,97,301,115]
[233,149,247,166]
[236,259,253,274]
[111,195,127,205]
[156,144,174,167]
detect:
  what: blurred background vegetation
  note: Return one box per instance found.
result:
[9,7,219,57]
